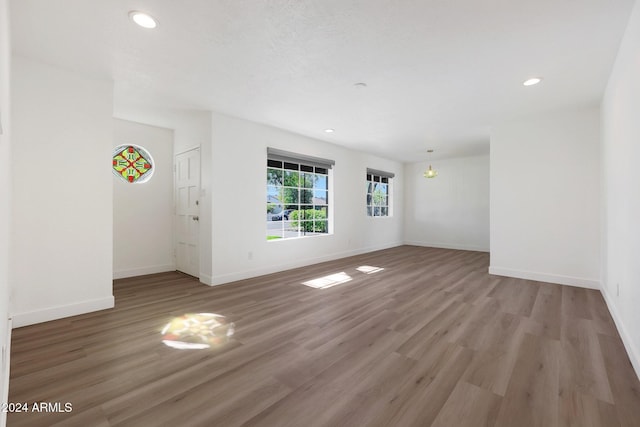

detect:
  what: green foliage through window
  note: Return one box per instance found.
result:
[366,173,390,217]
[267,157,330,240]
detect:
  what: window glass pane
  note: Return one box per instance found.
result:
[373,175,381,183]
[299,220,312,235]
[267,186,282,203]
[300,189,313,204]
[267,159,282,168]
[312,220,328,234]
[367,193,372,205]
[374,207,381,216]
[367,206,372,216]
[314,205,328,217]
[283,220,298,235]
[381,177,389,184]
[315,174,328,190]
[280,188,295,204]
[267,168,283,185]
[267,202,283,218]
[366,174,372,181]
[381,207,388,216]
[300,164,313,173]
[314,189,328,205]
[315,167,328,175]
[284,170,299,186]
[302,173,314,188]
[289,209,303,221]
[284,162,298,171]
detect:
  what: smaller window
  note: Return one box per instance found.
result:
[113,144,155,184]
[366,168,394,217]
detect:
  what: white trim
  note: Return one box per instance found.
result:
[113,264,175,280]
[404,240,489,253]
[1,317,11,427]
[207,242,403,286]
[199,273,213,286]
[11,296,114,328]
[600,286,640,381]
[488,266,600,289]
[174,147,201,278]
[174,145,201,156]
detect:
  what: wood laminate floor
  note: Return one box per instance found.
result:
[8,246,640,426]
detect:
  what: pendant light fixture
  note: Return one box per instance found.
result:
[423,149,438,179]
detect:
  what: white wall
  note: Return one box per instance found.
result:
[601,0,640,378]
[210,112,404,285]
[404,155,489,251]
[114,106,213,283]
[490,107,601,288]
[11,56,114,327]
[113,119,174,278]
[0,0,11,423]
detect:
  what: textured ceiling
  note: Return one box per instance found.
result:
[10,0,636,161]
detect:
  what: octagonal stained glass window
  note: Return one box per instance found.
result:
[112,144,155,184]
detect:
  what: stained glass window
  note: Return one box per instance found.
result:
[112,144,155,183]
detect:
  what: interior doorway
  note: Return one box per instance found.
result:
[174,147,200,277]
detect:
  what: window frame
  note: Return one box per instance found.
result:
[266,149,334,241]
[366,168,394,217]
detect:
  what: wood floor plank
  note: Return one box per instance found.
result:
[430,381,502,427]
[378,343,475,427]
[461,312,522,396]
[7,246,639,427]
[560,316,614,404]
[558,389,621,427]
[562,285,593,320]
[586,290,618,337]
[598,333,640,427]
[530,282,563,340]
[494,332,560,427]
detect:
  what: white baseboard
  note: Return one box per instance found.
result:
[208,242,403,286]
[199,273,213,286]
[113,264,175,279]
[1,317,11,427]
[404,240,489,253]
[11,296,114,328]
[600,286,640,381]
[488,266,600,289]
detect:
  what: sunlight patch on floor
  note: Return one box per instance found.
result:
[301,272,353,289]
[161,313,235,350]
[356,265,385,274]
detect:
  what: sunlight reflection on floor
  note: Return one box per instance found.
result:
[161,313,235,350]
[301,272,353,289]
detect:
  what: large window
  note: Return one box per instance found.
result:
[366,168,394,217]
[266,148,333,240]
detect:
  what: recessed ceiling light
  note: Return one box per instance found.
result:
[324,129,335,133]
[129,11,158,29]
[523,77,542,86]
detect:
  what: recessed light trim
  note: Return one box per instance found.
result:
[324,128,335,133]
[523,77,542,86]
[129,11,158,29]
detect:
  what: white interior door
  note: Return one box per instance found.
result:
[175,148,200,277]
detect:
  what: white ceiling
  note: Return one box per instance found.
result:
[10,0,636,162]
